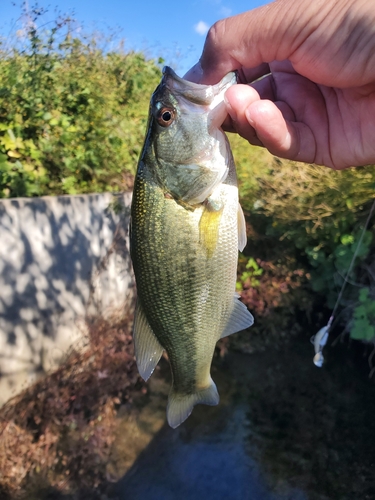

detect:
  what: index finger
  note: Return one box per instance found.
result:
[185,0,336,86]
[187,2,292,85]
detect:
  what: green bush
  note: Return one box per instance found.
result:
[351,288,375,341]
[231,138,375,341]
[0,8,162,197]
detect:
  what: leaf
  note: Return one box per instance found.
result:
[359,288,370,303]
[340,234,354,245]
[354,305,367,319]
[350,319,375,341]
[0,153,8,165]
[7,150,21,158]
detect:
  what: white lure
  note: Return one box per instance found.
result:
[310,325,330,368]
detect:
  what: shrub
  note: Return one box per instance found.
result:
[231,137,375,341]
[0,6,162,197]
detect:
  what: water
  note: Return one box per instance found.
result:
[107,332,375,500]
[109,359,306,500]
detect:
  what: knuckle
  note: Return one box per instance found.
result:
[206,19,227,47]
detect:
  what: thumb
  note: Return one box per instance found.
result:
[225,84,317,165]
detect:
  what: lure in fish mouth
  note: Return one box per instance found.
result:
[130,66,254,428]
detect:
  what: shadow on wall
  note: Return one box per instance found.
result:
[0,192,134,405]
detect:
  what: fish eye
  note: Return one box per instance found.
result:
[157,107,175,127]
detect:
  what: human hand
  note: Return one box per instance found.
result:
[185,0,375,169]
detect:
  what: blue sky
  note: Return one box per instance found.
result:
[1,0,268,75]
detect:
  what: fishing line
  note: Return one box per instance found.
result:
[311,198,375,367]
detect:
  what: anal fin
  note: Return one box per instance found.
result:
[133,300,164,381]
[221,295,254,338]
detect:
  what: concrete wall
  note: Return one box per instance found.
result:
[0,192,134,405]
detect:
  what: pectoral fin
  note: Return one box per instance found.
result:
[220,295,254,338]
[237,203,247,252]
[199,198,224,258]
[133,301,164,381]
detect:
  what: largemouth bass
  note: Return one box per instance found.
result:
[130,66,253,428]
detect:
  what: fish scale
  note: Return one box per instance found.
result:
[133,178,235,389]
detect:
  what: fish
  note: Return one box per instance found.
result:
[130,66,254,428]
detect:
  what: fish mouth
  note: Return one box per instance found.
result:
[162,66,237,106]
[161,66,237,130]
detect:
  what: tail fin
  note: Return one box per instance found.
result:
[167,378,219,429]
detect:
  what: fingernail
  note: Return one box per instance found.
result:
[224,93,232,110]
[245,107,254,126]
[224,93,237,121]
